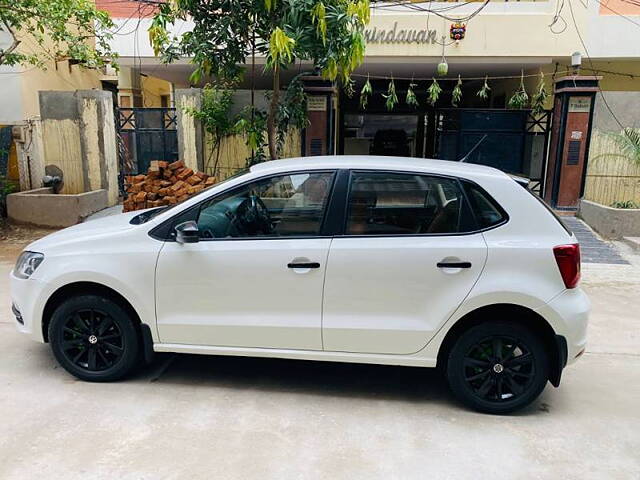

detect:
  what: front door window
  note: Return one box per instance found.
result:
[196,172,335,239]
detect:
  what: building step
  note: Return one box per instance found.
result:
[622,237,640,251]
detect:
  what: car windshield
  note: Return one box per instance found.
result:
[129,168,250,225]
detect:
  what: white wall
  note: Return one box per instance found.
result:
[0,28,25,123]
[585,1,640,59]
[0,67,24,124]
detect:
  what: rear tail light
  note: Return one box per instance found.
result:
[553,244,581,289]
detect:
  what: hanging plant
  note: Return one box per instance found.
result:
[359,74,372,110]
[383,77,398,111]
[427,78,442,106]
[476,75,491,101]
[343,77,355,98]
[530,71,549,116]
[406,80,419,108]
[451,75,463,107]
[508,70,529,109]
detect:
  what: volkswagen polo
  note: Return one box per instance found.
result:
[10,156,589,414]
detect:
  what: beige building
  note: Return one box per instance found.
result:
[2,0,640,210]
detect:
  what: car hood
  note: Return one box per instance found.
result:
[26,210,145,253]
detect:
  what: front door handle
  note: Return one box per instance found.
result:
[437,261,472,269]
[288,262,320,269]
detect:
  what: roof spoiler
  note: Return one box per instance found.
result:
[508,174,530,188]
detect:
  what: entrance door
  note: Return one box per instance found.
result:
[322,171,487,355]
[155,171,335,350]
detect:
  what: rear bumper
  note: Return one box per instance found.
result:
[537,287,590,366]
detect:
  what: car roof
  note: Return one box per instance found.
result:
[250,155,509,180]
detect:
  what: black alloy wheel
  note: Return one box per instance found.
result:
[463,336,535,403]
[60,308,124,372]
[49,295,139,382]
[446,322,549,414]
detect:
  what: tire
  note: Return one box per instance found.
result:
[446,322,549,414]
[48,294,139,382]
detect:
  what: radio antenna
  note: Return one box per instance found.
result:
[458,134,488,162]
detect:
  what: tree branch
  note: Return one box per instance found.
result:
[0,19,21,65]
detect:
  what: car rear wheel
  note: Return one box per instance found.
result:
[446,322,549,414]
[48,295,139,382]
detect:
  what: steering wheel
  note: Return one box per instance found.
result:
[235,195,272,235]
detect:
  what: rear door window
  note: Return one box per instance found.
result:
[462,182,507,229]
[345,172,475,235]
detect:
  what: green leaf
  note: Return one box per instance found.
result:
[452,75,463,107]
[268,27,295,67]
[530,71,548,115]
[0,0,117,69]
[427,78,442,106]
[311,2,327,44]
[476,75,491,101]
[382,78,398,112]
[508,71,529,109]
[607,128,640,164]
[359,75,372,110]
[406,81,419,108]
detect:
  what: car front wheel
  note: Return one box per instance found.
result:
[446,322,549,414]
[48,294,139,382]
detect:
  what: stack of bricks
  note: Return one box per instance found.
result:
[123,160,217,212]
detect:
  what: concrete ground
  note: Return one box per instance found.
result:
[1,228,639,479]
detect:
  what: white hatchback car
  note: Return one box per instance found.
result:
[10,156,589,414]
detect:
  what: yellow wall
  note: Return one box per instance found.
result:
[19,61,102,119]
[12,25,103,119]
[588,61,640,92]
[205,130,301,181]
[141,75,172,107]
[41,118,85,194]
[0,125,19,181]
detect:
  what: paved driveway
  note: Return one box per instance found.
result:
[1,234,639,479]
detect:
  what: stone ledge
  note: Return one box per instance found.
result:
[578,199,640,240]
[7,188,108,228]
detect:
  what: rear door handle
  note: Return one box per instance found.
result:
[288,262,320,269]
[437,261,472,269]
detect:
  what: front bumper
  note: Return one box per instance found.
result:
[10,270,48,342]
[536,287,590,366]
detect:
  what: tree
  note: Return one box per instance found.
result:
[608,127,640,165]
[184,84,237,178]
[0,0,116,69]
[149,0,370,161]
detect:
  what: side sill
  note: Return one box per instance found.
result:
[153,343,436,368]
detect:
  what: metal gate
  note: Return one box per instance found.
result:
[116,108,179,189]
[433,109,551,195]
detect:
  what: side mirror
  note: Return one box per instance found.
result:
[175,220,200,244]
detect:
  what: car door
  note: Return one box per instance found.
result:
[155,170,336,350]
[322,170,488,355]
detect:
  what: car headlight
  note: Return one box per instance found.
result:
[14,251,44,279]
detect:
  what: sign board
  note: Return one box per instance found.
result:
[364,22,438,44]
[568,97,591,113]
[307,96,327,112]
[571,131,583,140]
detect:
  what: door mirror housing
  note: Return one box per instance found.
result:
[175,221,200,244]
